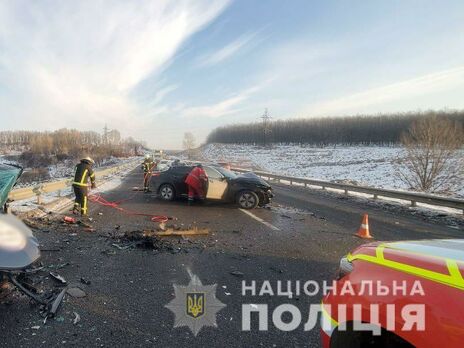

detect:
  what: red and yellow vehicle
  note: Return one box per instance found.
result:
[321,239,464,348]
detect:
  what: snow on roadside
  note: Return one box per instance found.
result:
[10,160,138,213]
[0,156,139,188]
[202,143,464,199]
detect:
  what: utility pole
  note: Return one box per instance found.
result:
[103,124,108,145]
[260,108,271,146]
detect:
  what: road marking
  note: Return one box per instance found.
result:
[239,209,280,231]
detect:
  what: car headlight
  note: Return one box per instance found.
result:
[336,256,353,280]
[0,216,28,251]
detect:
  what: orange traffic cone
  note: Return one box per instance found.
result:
[355,214,373,239]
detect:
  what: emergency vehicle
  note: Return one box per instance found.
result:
[321,239,464,347]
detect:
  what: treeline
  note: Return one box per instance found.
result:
[206,111,464,145]
[0,128,144,167]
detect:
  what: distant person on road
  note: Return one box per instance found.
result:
[141,154,155,193]
[185,164,208,205]
[72,157,96,217]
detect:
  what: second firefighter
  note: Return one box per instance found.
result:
[142,155,155,192]
[185,164,208,205]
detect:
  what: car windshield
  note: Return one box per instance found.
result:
[157,163,170,171]
[214,166,237,179]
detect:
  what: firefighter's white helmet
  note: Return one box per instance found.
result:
[81,157,95,164]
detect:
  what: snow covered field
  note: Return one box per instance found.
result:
[0,156,138,188]
[202,144,464,198]
[45,156,135,182]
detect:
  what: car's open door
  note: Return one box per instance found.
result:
[204,167,228,200]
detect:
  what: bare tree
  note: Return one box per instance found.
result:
[396,117,463,193]
[107,129,121,145]
[183,132,196,158]
[0,128,146,167]
[206,110,464,145]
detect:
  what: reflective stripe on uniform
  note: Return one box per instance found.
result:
[347,244,464,290]
[82,196,88,214]
[80,169,88,185]
[73,168,91,186]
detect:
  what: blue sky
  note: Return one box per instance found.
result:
[1,0,463,149]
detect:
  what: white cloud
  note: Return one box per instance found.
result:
[182,95,246,118]
[197,32,257,67]
[148,84,179,108]
[303,66,464,116]
[181,81,269,118]
[0,0,229,133]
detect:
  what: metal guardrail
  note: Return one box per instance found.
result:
[9,160,139,203]
[231,167,464,214]
[11,160,462,213]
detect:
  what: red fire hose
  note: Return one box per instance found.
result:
[88,193,171,223]
[86,161,170,223]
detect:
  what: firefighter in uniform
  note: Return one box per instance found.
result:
[72,157,96,216]
[185,164,208,205]
[141,154,155,192]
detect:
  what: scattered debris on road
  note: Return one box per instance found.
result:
[230,270,244,277]
[67,287,86,298]
[72,312,81,325]
[115,226,210,253]
[80,277,91,285]
[112,242,135,250]
[63,216,77,224]
[152,227,209,236]
[47,287,67,318]
[49,272,67,285]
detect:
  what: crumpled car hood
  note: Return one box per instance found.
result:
[233,172,271,188]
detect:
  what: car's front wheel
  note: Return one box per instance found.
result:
[159,184,175,201]
[237,191,259,209]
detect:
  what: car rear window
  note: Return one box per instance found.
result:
[205,166,223,179]
[169,166,192,175]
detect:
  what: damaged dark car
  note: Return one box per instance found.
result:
[151,165,273,209]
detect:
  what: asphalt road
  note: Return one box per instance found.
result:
[1,169,462,348]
